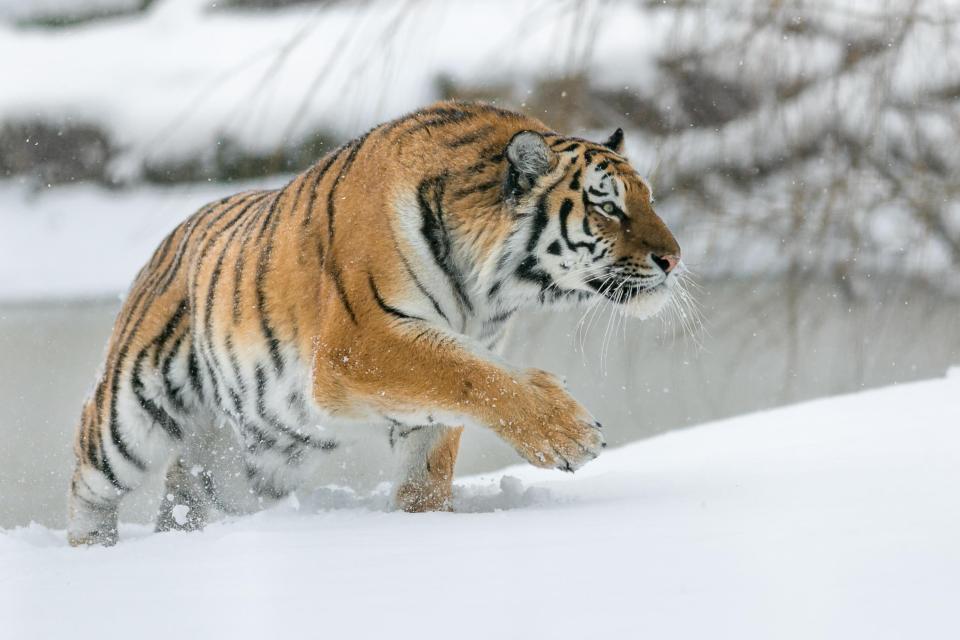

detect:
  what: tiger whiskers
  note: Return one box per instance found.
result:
[574,273,616,360]
[599,279,629,375]
[664,270,706,353]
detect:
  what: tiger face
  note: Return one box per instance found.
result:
[505,128,682,319]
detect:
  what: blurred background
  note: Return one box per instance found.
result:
[1,0,958,529]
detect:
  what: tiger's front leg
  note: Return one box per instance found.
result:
[391,424,463,512]
[314,327,605,480]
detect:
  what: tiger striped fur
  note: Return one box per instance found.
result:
[67,101,682,546]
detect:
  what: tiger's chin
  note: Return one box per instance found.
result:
[620,281,673,320]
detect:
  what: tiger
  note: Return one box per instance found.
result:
[66,100,682,546]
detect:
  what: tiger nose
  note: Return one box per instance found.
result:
[651,253,680,274]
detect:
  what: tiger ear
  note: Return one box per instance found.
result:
[603,127,624,154]
[505,131,555,195]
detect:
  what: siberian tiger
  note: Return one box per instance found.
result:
[67,101,682,546]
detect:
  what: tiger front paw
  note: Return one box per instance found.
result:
[502,369,605,472]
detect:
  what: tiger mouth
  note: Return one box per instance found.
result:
[585,276,662,302]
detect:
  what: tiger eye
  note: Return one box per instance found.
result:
[602,203,614,214]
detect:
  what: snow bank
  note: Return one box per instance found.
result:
[0,177,285,299]
[3,374,958,639]
[0,0,668,169]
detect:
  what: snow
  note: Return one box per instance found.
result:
[169,503,190,526]
[3,373,958,639]
[0,177,284,300]
[1,0,952,178]
[0,0,670,171]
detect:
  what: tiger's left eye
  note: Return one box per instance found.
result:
[602,203,615,214]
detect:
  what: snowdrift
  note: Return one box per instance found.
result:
[2,372,959,639]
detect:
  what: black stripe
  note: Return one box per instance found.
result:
[462,160,488,176]
[525,168,568,253]
[113,277,158,353]
[253,192,289,374]
[160,333,188,413]
[526,198,550,252]
[328,265,358,324]
[93,381,105,430]
[83,419,104,477]
[253,364,337,450]
[197,311,232,414]
[583,148,603,163]
[192,192,267,310]
[76,476,114,509]
[283,442,305,465]
[380,103,488,135]
[452,178,501,200]
[368,274,426,322]
[326,134,368,251]
[163,192,246,297]
[148,230,177,272]
[516,255,552,292]
[514,172,570,296]
[207,208,255,332]
[229,389,245,419]
[580,191,598,238]
[398,108,478,138]
[254,188,284,243]
[203,196,265,371]
[104,297,188,474]
[416,175,474,315]
[224,333,249,401]
[154,197,231,297]
[123,296,189,443]
[201,352,224,410]
[320,133,370,326]
[302,144,347,228]
[446,125,494,148]
[231,193,278,324]
[287,391,311,425]
[97,439,129,492]
[560,198,596,252]
[241,421,277,454]
[394,241,450,324]
[479,309,515,339]
[186,344,205,404]
[246,468,288,500]
[131,349,183,440]
[554,142,581,153]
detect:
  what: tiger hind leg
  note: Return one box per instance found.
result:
[67,436,164,547]
[392,424,463,513]
[67,464,123,547]
[67,383,184,546]
[155,457,209,533]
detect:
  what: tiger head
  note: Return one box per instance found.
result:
[502,128,682,319]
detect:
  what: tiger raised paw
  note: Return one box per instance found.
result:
[66,101,682,546]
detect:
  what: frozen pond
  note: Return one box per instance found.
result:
[2,277,958,529]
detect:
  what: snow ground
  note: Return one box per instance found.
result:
[2,373,958,639]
